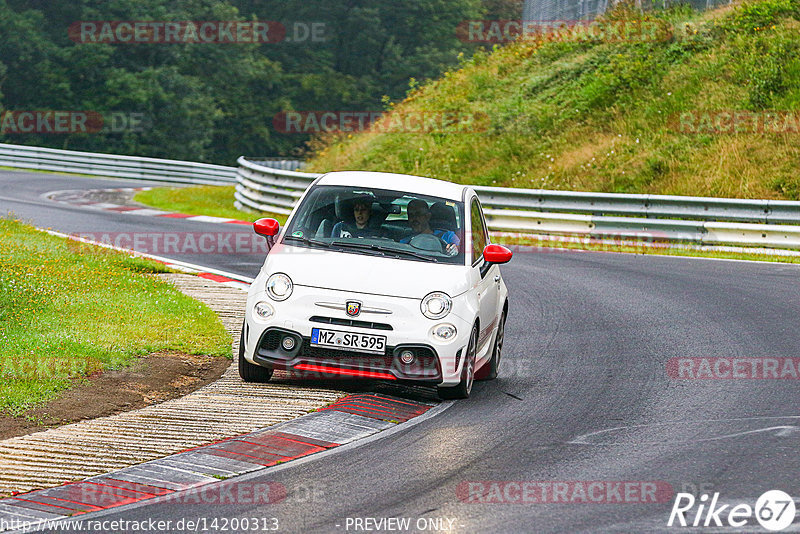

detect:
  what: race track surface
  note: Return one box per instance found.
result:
[0,171,263,279]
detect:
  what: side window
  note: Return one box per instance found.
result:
[471,197,487,264]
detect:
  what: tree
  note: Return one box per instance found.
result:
[0,0,491,162]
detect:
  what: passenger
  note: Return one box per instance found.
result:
[400,199,459,255]
[331,196,380,238]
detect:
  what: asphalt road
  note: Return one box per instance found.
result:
[0,170,263,279]
[3,171,800,533]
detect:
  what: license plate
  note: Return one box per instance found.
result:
[310,328,386,354]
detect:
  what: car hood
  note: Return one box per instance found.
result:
[263,243,470,299]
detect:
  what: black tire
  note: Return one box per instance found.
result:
[476,310,505,381]
[238,323,274,383]
[438,324,477,400]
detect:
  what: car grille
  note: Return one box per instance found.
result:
[260,330,282,351]
[309,316,393,331]
[301,340,394,366]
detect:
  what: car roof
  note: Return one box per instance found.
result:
[315,171,468,201]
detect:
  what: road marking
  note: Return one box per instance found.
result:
[570,416,800,445]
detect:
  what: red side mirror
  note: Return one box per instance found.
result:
[483,244,512,264]
[254,218,280,237]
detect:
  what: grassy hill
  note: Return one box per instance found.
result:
[306,0,800,199]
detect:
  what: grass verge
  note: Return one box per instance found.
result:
[0,217,232,416]
[134,185,287,224]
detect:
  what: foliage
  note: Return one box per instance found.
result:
[0,0,488,163]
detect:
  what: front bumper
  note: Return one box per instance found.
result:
[253,327,446,382]
[243,284,473,386]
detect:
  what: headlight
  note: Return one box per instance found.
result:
[432,324,457,341]
[266,273,293,301]
[421,292,452,320]
[254,301,274,320]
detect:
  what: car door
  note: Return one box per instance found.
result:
[469,195,499,355]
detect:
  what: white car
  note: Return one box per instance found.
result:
[240,171,511,399]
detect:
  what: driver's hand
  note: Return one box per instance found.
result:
[446,243,458,256]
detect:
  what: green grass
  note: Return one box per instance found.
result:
[134,185,287,224]
[493,234,800,263]
[307,0,800,200]
[0,217,232,415]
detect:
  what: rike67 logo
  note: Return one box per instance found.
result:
[668,490,796,531]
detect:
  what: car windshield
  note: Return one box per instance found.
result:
[283,185,465,265]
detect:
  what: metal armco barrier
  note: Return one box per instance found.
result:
[234,156,316,215]
[0,143,237,185]
[236,158,800,250]
[246,158,306,172]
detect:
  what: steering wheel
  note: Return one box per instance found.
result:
[408,233,444,253]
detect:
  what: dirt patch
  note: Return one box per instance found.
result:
[0,352,231,440]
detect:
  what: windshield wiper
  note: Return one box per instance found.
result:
[330,241,388,258]
[331,241,439,262]
[283,235,332,248]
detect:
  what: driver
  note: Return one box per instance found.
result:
[400,199,460,255]
[331,195,380,238]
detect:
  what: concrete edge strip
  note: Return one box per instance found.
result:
[0,394,435,532]
[2,400,453,532]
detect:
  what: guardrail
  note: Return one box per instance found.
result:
[245,158,306,172]
[0,143,237,185]
[236,158,800,250]
[234,157,317,215]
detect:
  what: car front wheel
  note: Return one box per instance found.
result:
[238,323,274,383]
[437,324,477,400]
